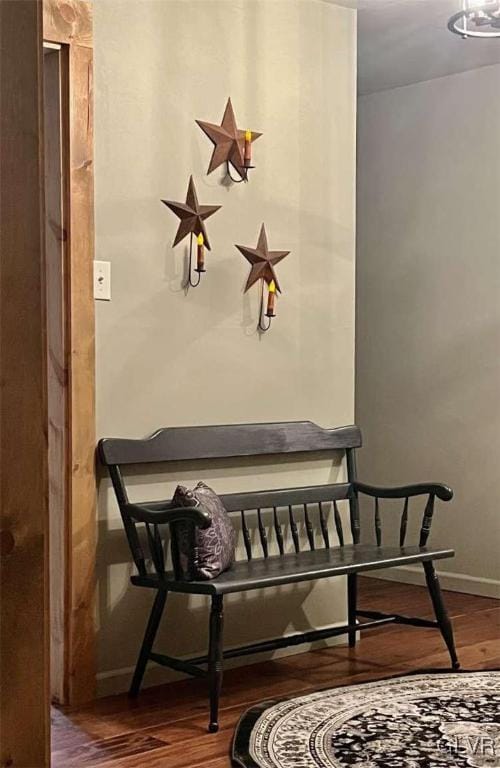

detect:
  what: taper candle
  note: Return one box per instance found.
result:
[244,129,252,167]
[196,232,205,272]
[266,279,276,317]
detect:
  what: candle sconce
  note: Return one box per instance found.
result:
[258,278,276,332]
[196,99,262,184]
[161,176,221,289]
[225,159,255,184]
[185,232,206,287]
[236,223,290,332]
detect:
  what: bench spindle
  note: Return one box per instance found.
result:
[318,502,330,548]
[257,508,269,558]
[346,448,361,544]
[303,504,315,550]
[126,520,147,576]
[419,494,435,547]
[146,522,165,575]
[400,497,409,546]
[374,497,382,546]
[273,507,284,555]
[288,505,300,553]
[241,510,252,560]
[154,524,165,572]
[333,500,344,546]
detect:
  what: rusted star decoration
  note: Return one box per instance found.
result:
[196,98,262,179]
[161,175,221,250]
[236,224,290,293]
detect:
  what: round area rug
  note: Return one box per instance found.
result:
[232,671,499,768]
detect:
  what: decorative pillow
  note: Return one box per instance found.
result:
[171,482,236,580]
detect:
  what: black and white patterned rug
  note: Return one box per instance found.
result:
[232,671,499,768]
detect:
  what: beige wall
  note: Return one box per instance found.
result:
[94,0,356,694]
[356,64,500,597]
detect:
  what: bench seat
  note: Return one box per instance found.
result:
[131,543,455,595]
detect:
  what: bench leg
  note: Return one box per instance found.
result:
[347,573,357,647]
[423,562,460,670]
[129,589,167,697]
[208,594,224,733]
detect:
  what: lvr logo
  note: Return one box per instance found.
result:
[438,722,499,767]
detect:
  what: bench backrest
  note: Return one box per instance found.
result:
[98,421,362,576]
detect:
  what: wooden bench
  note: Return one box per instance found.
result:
[98,421,459,732]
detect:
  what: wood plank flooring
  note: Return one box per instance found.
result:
[51,577,500,768]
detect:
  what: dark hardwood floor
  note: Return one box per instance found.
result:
[51,577,500,768]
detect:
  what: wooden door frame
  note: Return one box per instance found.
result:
[43,0,96,706]
[1,1,50,765]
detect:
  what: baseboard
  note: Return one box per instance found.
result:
[97,621,353,698]
[364,566,500,599]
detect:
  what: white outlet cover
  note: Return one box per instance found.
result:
[94,260,111,301]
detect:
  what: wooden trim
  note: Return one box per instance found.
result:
[66,39,96,705]
[43,0,96,706]
[43,0,92,48]
[44,42,69,706]
[0,1,50,765]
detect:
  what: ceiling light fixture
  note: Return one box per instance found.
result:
[448,0,500,38]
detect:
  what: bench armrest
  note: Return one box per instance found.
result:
[353,481,453,502]
[123,502,212,528]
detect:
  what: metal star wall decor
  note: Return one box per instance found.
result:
[236,224,290,292]
[236,224,290,331]
[161,175,221,251]
[196,98,262,182]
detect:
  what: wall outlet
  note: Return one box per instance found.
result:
[94,260,111,301]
